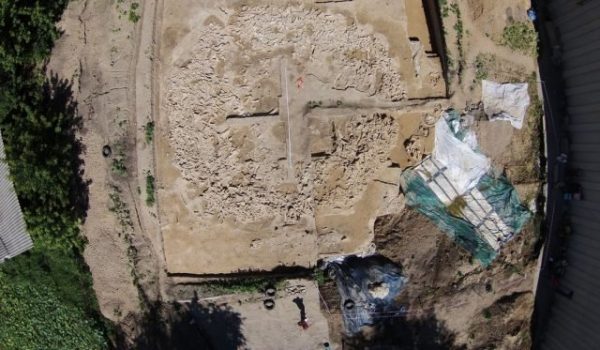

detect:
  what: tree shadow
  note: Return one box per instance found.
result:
[42,72,90,219]
[1,71,90,249]
[344,313,465,350]
[130,298,246,350]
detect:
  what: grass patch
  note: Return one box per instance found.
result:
[109,186,134,228]
[108,185,144,301]
[145,171,155,206]
[482,308,492,319]
[313,268,328,285]
[144,121,155,144]
[200,278,287,295]
[474,54,490,81]
[111,145,127,176]
[449,3,465,82]
[501,22,538,56]
[439,0,449,17]
[128,2,141,23]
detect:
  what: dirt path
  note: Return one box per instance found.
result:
[132,0,168,301]
[48,0,144,323]
[48,0,169,332]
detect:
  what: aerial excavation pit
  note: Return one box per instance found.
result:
[157,0,445,274]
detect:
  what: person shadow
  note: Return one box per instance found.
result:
[293,296,309,329]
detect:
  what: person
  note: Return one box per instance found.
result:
[556,153,568,164]
[297,318,310,330]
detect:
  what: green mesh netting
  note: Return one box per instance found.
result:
[400,169,531,266]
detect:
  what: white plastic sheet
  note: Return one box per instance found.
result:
[411,112,515,252]
[482,80,530,129]
[431,114,490,198]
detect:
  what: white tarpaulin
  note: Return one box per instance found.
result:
[482,80,530,129]
[411,112,511,251]
[431,114,490,198]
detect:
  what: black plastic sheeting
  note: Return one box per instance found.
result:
[326,255,408,335]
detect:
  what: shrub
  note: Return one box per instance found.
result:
[144,121,155,144]
[502,22,538,55]
[128,2,141,23]
[0,270,107,350]
[146,171,155,206]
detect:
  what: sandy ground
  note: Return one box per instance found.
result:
[156,0,447,275]
[48,0,166,340]
[328,0,540,348]
[49,0,143,323]
[232,280,331,349]
[170,279,332,350]
[445,0,536,104]
[46,0,543,348]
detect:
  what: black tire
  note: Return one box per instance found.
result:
[102,145,112,157]
[344,299,355,310]
[264,299,275,310]
[265,286,276,297]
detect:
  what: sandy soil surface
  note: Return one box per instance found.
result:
[48,0,166,344]
[156,0,447,274]
[318,0,541,348]
[232,280,331,349]
[444,0,537,104]
[47,0,543,348]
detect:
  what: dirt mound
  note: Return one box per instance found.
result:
[372,209,537,348]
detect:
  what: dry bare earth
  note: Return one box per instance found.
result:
[156,0,446,275]
[49,0,167,346]
[351,0,543,348]
[47,0,543,348]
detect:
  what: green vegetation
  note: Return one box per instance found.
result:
[482,308,492,319]
[474,54,490,81]
[110,139,128,176]
[515,71,544,183]
[438,0,449,17]
[199,277,287,295]
[501,22,538,56]
[0,271,106,349]
[313,268,327,285]
[449,3,465,82]
[112,154,127,176]
[115,0,140,24]
[0,1,109,348]
[144,121,155,144]
[109,185,144,299]
[506,263,524,276]
[146,171,156,206]
[109,186,134,228]
[446,54,455,83]
[128,2,141,23]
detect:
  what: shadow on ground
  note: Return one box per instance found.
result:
[344,313,465,350]
[1,72,90,248]
[124,298,246,350]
